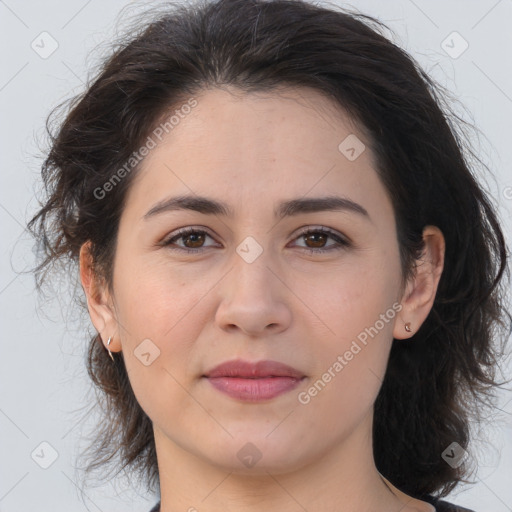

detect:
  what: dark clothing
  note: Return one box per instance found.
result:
[148,494,475,511]
[421,493,476,511]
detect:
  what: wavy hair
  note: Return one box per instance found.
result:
[28,0,511,500]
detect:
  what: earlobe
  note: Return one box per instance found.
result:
[393,225,445,340]
[79,242,119,352]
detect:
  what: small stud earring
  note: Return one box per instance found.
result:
[404,322,412,333]
[106,336,115,361]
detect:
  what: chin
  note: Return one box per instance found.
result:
[201,435,312,475]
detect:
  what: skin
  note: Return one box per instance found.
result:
[80,86,445,512]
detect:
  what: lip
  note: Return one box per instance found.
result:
[204,359,305,379]
[203,359,306,402]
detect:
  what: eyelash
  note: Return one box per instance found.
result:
[161,226,351,255]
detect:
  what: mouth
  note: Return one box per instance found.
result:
[202,359,306,402]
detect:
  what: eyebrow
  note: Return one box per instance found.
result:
[143,194,371,221]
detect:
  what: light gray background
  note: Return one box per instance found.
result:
[1,0,511,511]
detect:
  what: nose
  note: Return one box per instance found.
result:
[215,249,292,337]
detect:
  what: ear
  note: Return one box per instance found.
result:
[393,225,445,340]
[79,241,120,353]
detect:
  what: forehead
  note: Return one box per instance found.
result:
[122,86,392,224]
[149,86,366,165]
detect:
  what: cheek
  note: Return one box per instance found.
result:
[311,255,400,343]
[303,249,401,402]
[110,256,202,395]
[112,264,204,422]
[113,254,199,337]
[300,297,396,431]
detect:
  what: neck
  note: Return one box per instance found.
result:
[153,409,416,512]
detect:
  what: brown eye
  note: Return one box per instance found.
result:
[162,228,217,253]
[303,232,329,249]
[292,227,350,254]
[181,232,206,248]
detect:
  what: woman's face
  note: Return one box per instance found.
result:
[94,86,417,474]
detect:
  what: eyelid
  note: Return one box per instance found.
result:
[294,225,350,242]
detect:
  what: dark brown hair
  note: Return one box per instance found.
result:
[28,0,511,500]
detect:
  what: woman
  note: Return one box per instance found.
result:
[28,0,511,510]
